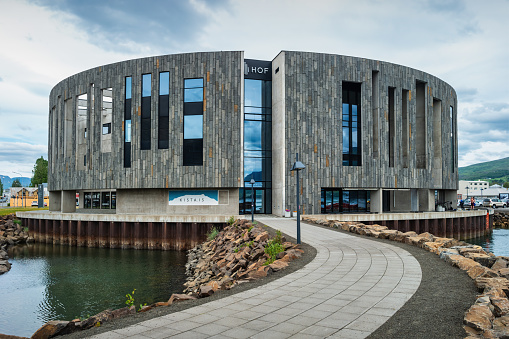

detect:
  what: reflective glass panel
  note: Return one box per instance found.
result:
[125,120,131,142]
[184,78,203,88]
[184,88,203,102]
[159,72,169,95]
[245,79,262,107]
[255,190,264,213]
[125,77,132,99]
[244,157,262,181]
[183,115,203,139]
[244,120,262,150]
[343,127,349,153]
[142,74,151,97]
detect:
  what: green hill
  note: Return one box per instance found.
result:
[459,157,509,183]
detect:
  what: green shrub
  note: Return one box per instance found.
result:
[263,230,285,265]
[13,219,21,225]
[207,227,219,241]
[125,289,135,308]
[227,216,235,226]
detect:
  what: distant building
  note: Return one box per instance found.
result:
[47,51,458,215]
[458,180,489,198]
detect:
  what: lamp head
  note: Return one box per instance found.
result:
[250,179,255,185]
[291,161,306,171]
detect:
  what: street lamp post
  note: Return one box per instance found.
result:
[291,153,306,244]
[465,186,469,199]
[250,178,255,223]
[480,188,484,198]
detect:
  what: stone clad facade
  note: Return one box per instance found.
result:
[48,50,458,216]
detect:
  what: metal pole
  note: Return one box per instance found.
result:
[296,153,301,244]
[251,182,254,223]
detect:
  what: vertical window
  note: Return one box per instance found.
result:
[450,106,455,172]
[141,73,151,150]
[342,82,362,166]
[402,89,409,168]
[64,98,73,157]
[183,78,204,166]
[372,71,379,158]
[124,77,132,168]
[101,88,113,153]
[432,98,442,169]
[240,79,272,215]
[388,87,395,167]
[416,81,427,169]
[158,72,169,149]
[76,93,88,170]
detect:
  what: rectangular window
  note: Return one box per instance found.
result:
[342,82,362,166]
[432,98,442,171]
[321,188,370,213]
[101,191,110,209]
[158,72,169,149]
[92,192,100,209]
[141,73,151,150]
[402,89,409,168]
[388,87,395,167]
[76,93,88,170]
[84,192,92,209]
[101,88,113,153]
[183,78,204,166]
[372,71,379,158]
[64,98,73,157]
[450,106,455,172]
[416,81,427,169]
[102,123,111,135]
[124,76,132,168]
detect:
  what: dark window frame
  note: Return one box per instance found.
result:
[342,82,362,166]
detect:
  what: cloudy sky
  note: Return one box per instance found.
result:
[0,0,508,177]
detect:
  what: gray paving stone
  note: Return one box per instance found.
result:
[95,218,421,339]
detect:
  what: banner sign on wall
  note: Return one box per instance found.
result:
[168,191,219,205]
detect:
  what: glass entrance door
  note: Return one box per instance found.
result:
[239,188,270,214]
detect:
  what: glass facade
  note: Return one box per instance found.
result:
[342,82,362,166]
[321,189,370,214]
[183,78,204,166]
[124,77,132,167]
[240,79,272,214]
[158,72,169,149]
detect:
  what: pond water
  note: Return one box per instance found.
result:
[0,243,188,337]
[470,228,509,257]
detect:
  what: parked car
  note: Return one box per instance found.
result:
[31,201,38,207]
[483,198,506,208]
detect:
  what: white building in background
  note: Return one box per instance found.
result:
[458,180,509,199]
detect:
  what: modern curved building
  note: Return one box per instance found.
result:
[48,50,458,217]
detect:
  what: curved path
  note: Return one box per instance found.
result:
[91,217,421,339]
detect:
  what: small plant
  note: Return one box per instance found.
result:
[13,219,21,225]
[125,289,136,308]
[207,226,219,241]
[138,303,147,312]
[248,226,253,232]
[95,321,101,327]
[23,226,28,232]
[234,247,239,252]
[227,216,235,226]
[263,230,285,265]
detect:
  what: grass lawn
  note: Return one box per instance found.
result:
[0,207,49,216]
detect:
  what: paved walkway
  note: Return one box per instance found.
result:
[92,217,422,339]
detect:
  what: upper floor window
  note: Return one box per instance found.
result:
[342,82,362,166]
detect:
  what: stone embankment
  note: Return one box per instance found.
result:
[303,216,509,339]
[28,219,302,339]
[0,214,32,274]
[494,212,509,229]
[184,219,303,297]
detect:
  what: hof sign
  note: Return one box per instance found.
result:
[169,190,219,206]
[244,59,272,81]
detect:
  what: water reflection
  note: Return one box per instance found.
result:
[470,229,509,257]
[0,243,187,337]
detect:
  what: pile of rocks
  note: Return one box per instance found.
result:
[494,212,509,229]
[303,216,509,338]
[0,214,31,274]
[184,219,303,297]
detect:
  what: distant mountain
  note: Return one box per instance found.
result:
[459,157,509,181]
[0,175,32,189]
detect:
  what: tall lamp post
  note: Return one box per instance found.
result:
[465,186,469,199]
[291,153,305,244]
[250,178,255,223]
[480,188,484,199]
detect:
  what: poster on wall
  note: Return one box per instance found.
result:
[168,190,219,205]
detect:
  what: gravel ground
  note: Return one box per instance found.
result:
[60,220,477,339]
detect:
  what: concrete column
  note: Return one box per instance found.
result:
[49,190,62,211]
[61,190,76,213]
[418,189,435,212]
[370,189,383,213]
[411,189,419,212]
